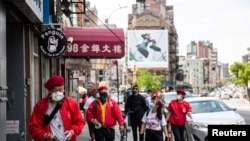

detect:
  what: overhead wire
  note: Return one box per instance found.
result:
[85,6,125,44]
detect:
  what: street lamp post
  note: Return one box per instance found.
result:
[132,64,137,85]
[247,47,250,62]
[105,6,128,25]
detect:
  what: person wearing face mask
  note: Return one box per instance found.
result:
[145,89,154,109]
[79,90,88,111]
[28,75,85,141]
[124,84,149,141]
[86,86,125,141]
[165,90,193,141]
[140,96,169,141]
[83,88,98,141]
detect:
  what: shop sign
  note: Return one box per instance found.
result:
[63,27,125,58]
[39,29,67,58]
[65,42,124,58]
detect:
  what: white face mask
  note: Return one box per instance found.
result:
[51,92,64,101]
[177,95,182,100]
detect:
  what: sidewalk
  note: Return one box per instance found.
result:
[240,95,250,104]
[77,124,127,141]
[77,123,91,141]
[77,103,130,141]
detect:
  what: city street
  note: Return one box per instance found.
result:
[223,98,250,124]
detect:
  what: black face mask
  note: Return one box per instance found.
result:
[99,92,108,104]
[132,91,136,95]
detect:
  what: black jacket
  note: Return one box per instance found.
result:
[125,94,149,120]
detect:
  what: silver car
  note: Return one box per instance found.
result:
[184,97,246,141]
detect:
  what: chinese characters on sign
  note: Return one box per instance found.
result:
[63,27,125,58]
[65,42,124,58]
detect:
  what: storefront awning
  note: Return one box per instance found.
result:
[63,27,125,58]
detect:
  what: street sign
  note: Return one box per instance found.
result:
[98,75,105,78]
[84,84,93,89]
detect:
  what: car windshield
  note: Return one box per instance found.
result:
[162,94,177,104]
[190,100,232,114]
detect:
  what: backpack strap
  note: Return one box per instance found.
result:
[146,109,150,116]
[42,97,65,127]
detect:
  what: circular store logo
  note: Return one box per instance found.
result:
[39,29,67,58]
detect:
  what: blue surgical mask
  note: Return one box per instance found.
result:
[149,103,154,109]
[95,93,100,98]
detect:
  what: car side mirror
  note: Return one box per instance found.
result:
[231,107,237,111]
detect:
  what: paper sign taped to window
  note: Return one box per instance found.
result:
[6,120,19,134]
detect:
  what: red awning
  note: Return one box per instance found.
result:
[63,27,125,58]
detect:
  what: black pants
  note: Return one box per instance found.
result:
[130,117,143,141]
[94,127,115,141]
[171,124,185,141]
[145,129,163,141]
[87,121,95,140]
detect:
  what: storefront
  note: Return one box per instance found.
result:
[63,27,125,93]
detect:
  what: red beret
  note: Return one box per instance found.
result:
[98,86,108,92]
[88,88,97,95]
[45,75,64,89]
[177,90,186,95]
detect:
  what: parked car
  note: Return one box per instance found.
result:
[184,97,246,141]
[110,93,124,104]
[140,92,148,98]
[220,90,230,100]
[207,91,217,97]
[160,91,198,108]
[232,91,241,99]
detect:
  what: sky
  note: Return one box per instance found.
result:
[89,0,250,66]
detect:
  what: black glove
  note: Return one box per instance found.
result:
[165,136,168,141]
[139,133,144,141]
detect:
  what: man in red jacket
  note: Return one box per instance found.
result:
[86,85,125,141]
[28,75,85,141]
